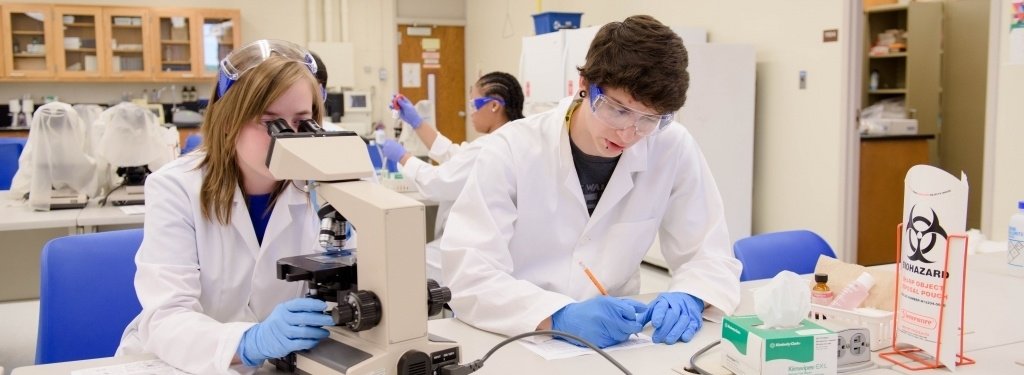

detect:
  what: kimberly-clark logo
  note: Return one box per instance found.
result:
[905,205,947,264]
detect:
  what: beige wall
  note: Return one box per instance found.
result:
[987,0,1024,240]
[467,0,851,254]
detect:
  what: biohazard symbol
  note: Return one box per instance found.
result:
[905,205,947,264]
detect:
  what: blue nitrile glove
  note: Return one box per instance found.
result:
[237,298,335,367]
[390,94,423,128]
[381,140,407,163]
[551,296,648,348]
[644,292,705,344]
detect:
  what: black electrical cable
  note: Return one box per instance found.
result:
[99,181,126,207]
[687,340,719,375]
[440,330,632,375]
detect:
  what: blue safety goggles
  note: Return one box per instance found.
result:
[588,83,674,136]
[468,96,506,111]
[216,40,321,99]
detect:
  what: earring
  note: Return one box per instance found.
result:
[579,90,587,98]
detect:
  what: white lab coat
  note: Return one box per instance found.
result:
[440,97,742,337]
[398,133,495,283]
[117,153,319,374]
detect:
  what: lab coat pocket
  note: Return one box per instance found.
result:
[598,218,659,292]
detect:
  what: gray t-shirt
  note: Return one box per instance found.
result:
[570,139,621,215]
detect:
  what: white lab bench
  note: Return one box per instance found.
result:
[0,190,437,302]
[13,253,1023,375]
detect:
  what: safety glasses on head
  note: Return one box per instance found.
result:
[217,39,320,99]
[468,96,506,112]
[587,83,674,137]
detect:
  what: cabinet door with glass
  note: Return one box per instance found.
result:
[152,9,197,79]
[101,7,150,78]
[196,9,240,79]
[1,4,55,78]
[53,6,104,78]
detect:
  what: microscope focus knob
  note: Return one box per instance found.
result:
[426,279,451,317]
[346,290,381,332]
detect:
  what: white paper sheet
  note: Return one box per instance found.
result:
[520,333,654,360]
[119,205,146,215]
[70,359,188,375]
[896,165,969,369]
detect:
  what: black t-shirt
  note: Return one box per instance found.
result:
[569,138,621,215]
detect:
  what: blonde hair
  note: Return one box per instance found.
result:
[199,55,324,224]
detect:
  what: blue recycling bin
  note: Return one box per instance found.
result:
[532,12,583,35]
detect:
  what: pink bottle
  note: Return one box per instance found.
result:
[829,272,875,310]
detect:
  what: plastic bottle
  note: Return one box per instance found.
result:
[829,272,875,310]
[810,273,834,305]
[869,70,879,91]
[1009,201,1024,270]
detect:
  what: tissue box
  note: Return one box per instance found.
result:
[722,315,837,375]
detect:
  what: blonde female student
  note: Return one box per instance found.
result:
[117,40,335,373]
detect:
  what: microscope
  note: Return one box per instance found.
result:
[97,102,174,206]
[265,118,459,375]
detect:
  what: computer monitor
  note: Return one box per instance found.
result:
[343,91,371,113]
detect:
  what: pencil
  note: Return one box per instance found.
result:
[578,260,609,296]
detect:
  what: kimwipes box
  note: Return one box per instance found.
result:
[721,315,837,375]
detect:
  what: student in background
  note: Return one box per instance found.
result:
[380,72,524,281]
[440,16,742,348]
[117,40,334,373]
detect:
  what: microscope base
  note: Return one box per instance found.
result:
[108,186,144,206]
[39,192,88,210]
[295,330,459,375]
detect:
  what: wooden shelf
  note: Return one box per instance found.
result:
[12,30,45,35]
[13,53,46,58]
[868,89,908,94]
[64,48,97,52]
[161,60,191,65]
[160,40,190,45]
[112,49,144,53]
[869,52,907,59]
[63,23,96,27]
[866,3,908,13]
[110,25,141,29]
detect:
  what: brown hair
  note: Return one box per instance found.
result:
[577,15,689,114]
[199,55,324,224]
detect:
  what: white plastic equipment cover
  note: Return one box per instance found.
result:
[25,102,99,210]
[96,103,173,169]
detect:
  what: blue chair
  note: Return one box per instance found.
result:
[181,133,202,154]
[0,137,27,190]
[36,229,144,364]
[733,230,837,281]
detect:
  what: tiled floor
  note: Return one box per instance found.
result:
[0,263,671,374]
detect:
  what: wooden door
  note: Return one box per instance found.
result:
[53,6,104,78]
[2,4,55,78]
[397,25,466,144]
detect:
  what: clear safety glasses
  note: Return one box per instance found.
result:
[217,39,318,98]
[468,96,506,112]
[587,84,674,137]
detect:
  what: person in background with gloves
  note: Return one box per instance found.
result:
[440,15,741,349]
[381,72,524,281]
[117,40,336,374]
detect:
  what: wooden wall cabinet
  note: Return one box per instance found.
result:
[101,7,151,79]
[0,5,238,82]
[2,4,55,78]
[150,8,239,80]
[195,9,240,79]
[52,6,104,78]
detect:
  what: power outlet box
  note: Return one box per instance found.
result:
[836,328,871,367]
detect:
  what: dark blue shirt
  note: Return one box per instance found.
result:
[247,194,273,245]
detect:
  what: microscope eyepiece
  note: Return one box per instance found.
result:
[265,118,295,136]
